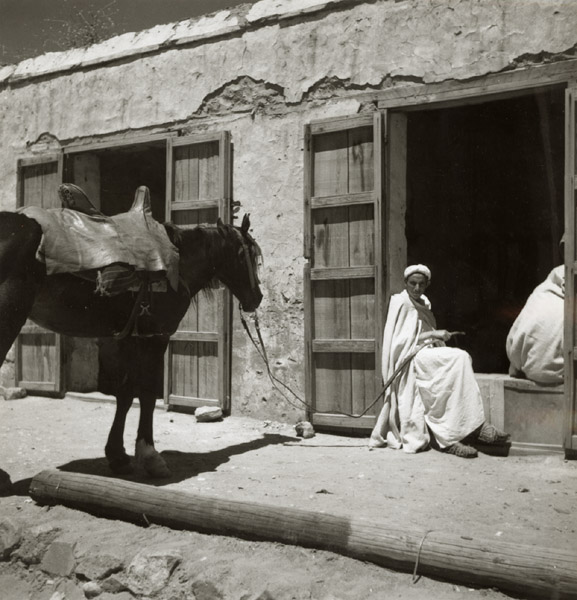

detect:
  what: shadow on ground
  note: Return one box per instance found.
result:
[3,433,298,497]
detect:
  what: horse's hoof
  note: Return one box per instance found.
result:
[108,456,134,475]
[135,440,171,478]
[143,457,171,479]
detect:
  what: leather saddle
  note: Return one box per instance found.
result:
[58,183,151,216]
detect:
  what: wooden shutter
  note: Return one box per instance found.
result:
[15,154,65,395]
[304,113,386,431]
[164,132,232,411]
[564,86,577,457]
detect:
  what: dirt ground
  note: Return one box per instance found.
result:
[1,395,576,600]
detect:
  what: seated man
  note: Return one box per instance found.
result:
[370,264,509,458]
[506,265,564,385]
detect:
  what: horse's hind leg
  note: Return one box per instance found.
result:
[133,336,171,478]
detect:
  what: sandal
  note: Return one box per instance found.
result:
[444,442,478,458]
[476,423,510,445]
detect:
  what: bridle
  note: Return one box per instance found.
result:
[227,226,262,309]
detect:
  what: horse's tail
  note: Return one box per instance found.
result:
[0,211,43,278]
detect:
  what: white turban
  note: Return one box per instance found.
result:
[404,264,431,281]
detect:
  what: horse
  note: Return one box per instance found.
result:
[0,208,263,480]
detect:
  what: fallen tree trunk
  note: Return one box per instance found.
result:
[30,469,576,599]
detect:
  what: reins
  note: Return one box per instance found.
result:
[239,307,451,419]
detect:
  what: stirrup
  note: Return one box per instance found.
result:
[444,442,478,458]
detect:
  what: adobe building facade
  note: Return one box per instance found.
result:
[1,0,577,454]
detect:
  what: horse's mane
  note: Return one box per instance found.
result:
[163,220,263,298]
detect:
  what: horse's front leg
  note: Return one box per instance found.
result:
[134,336,171,478]
[105,340,135,474]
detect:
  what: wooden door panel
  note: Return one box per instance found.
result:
[313,131,349,197]
[349,204,374,265]
[313,280,351,339]
[305,113,385,430]
[164,133,231,411]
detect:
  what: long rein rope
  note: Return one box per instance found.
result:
[239,308,460,419]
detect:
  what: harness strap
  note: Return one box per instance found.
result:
[113,282,148,340]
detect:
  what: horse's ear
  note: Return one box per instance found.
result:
[241,214,250,234]
[216,217,224,228]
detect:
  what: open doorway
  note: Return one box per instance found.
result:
[65,141,167,396]
[405,88,565,373]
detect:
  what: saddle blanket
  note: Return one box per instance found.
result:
[20,205,179,292]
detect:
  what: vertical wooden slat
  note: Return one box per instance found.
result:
[314,353,352,414]
[313,280,351,339]
[313,131,348,197]
[351,354,376,416]
[349,204,374,266]
[348,126,374,194]
[313,207,350,268]
[304,126,313,260]
[564,87,577,454]
[350,279,375,339]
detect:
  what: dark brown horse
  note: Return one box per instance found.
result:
[0,210,262,479]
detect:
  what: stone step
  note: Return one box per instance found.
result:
[475,374,565,455]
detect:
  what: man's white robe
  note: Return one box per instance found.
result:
[506,266,564,385]
[371,290,485,452]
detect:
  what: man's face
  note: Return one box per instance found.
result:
[405,273,429,300]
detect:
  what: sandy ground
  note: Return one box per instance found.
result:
[1,395,576,600]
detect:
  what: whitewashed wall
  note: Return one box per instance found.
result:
[1,0,576,418]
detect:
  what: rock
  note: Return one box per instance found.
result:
[76,554,124,581]
[50,579,85,600]
[99,593,133,600]
[0,386,27,400]
[191,579,224,600]
[14,523,62,565]
[124,548,182,596]
[100,575,128,594]
[82,581,102,598]
[195,406,223,422]
[41,540,77,577]
[0,517,22,560]
[295,421,315,439]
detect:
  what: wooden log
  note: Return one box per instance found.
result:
[30,469,577,599]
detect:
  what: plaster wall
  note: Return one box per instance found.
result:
[1,0,576,419]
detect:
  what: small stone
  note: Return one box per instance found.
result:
[125,549,182,596]
[0,386,27,400]
[83,581,102,598]
[76,554,124,580]
[518,487,530,493]
[0,518,22,560]
[41,540,77,577]
[195,406,223,422]
[295,421,315,439]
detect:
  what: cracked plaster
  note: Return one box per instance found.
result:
[1,0,577,417]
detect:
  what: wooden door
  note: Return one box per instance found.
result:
[564,86,577,457]
[15,154,65,395]
[164,132,232,411]
[304,113,386,431]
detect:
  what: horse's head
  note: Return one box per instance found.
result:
[215,214,263,312]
